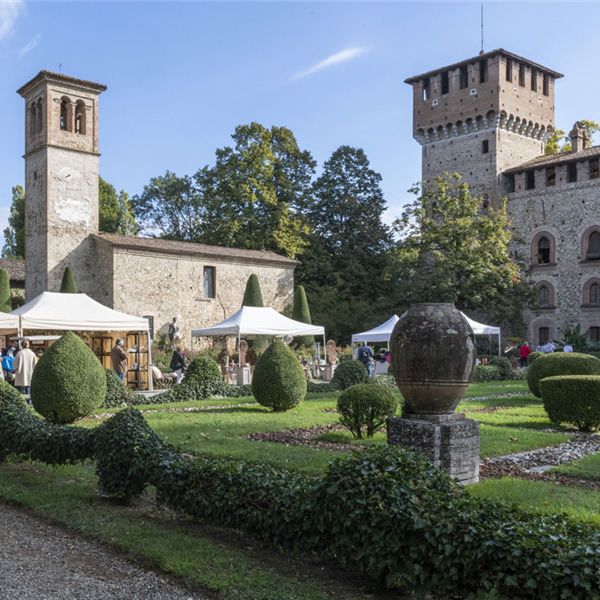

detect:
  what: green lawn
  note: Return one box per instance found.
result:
[550,452,600,481]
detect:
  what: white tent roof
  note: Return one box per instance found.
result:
[10,292,149,331]
[352,315,400,343]
[192,306,325,338]
[0,312,19,329]
[461,313,501,336]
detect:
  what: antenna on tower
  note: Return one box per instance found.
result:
[480,2,484,54]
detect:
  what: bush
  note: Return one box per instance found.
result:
[471,365,502,382]
[252,340,307,412]
[489,355,513,380]
[31,332,106,424]
[182,356,221,387]
[60,265,77,293]
[540,375,600,432]
[527,352,600,397]
[104,368,137,408]
[291,285,314,348]
[331,359,369,390]
[527,350,544,366]
[307,381,339,394]
[337,384,398,438]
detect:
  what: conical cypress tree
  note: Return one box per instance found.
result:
[241,274,264,307]
[0,269,11,313]
[60,266,78,293]
[292,285,314,347]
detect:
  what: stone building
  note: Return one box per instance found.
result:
[16,71,297,344]
[405,48,600,347]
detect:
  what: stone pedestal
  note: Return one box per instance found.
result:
[387,413,480,485]
[323,364,336,382]
[236,366,251,386]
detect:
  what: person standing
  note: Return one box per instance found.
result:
[170,344,186,384]
[3,340,19,358]
[519,342,531,368]
[563,343,574,353]
[111,338,128,383]
[13,340,37,396]
[357,341,374,376]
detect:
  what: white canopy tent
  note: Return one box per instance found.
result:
[8,292,153,387]
[191,306,326,363]
[351,312,501,354]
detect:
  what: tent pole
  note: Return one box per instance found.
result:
[146,329,154,391]
[323,334,327,364]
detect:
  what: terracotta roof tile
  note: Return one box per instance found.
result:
[504,146,600,174]
[92,233,299,265]
[0,259,25,282]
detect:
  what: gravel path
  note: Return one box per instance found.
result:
[0,502,208,600]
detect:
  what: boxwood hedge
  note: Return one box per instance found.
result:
[527,352,600,397]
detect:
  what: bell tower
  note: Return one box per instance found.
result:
[405,49,563,203]
[17,71,106,299]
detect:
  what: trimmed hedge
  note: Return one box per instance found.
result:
[182,356,222,387]
[540,375,600,432]
[331,359,369,390]
[306,381,339,394]
[471,365,502,382]
[337,383,398,438]
[528,350,544,366]
[527,352,600,397]
[31,332,106,423]
[1,386,600,597]
[104,368,138,408]
[252,340,307,412]
[489,355,513,379]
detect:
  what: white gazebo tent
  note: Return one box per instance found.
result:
[9,292,153,387]
[191,306,326,363]
[461,313,502,355]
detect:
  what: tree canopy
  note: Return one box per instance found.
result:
[60,266,78,294]
[2,186,25,259]
[99,177,138,235]
[545,120,600,155]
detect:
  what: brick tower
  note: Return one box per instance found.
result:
[405,49,563,203]
[17,71,106,299]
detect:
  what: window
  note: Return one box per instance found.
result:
[590,159,599,179]
[543,73,549,96]
[36,98,42,133]
[143,315,154,340]
[590,283,600,306]
[538,236,551,264]
[203,266,216,298]
[505,173,515,193]
[482,140,489,154]
[29,103,37,136]
[539,285,550,307]
[506,59,512,82]
[586,231,600,260]
[519,64,525,87]
[75,100,86,134]
[531,68,537,92]
[60,99,68,131]
[526,170,535,190]
[479,59,486,83]
[441,71,449,95]
[460,65,468,89]
[590,327,600,342]
[538,327,549,345]
[546,167,555,187]
[567,162,577,183]
[422,77,430,101]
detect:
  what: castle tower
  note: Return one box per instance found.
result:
[405,49,563,203]
[17,71,106,299]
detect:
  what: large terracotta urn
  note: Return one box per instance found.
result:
[390,303,475,415]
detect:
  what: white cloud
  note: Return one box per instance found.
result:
[291,47,366,81]
[0,0,24,42]
[19,33,40,56]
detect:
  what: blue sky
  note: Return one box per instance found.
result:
[1,1,599,241]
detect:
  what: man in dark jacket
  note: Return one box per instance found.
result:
[111,338,128,383]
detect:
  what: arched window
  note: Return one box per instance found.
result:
[536,281,554,308]
[539,285,550,307]
[60,97,73,132]
[587,231,600,260]
[582,279,600,307]
[36,98,43,133]
[29,102,37,136]
[75,100,86,134]
[591,283,600,306]
[538,236,550,264]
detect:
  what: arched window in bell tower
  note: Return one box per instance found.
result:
[29,102,37,136]
[36,98,43,133]
[60,97,72,132]
[75,100,86,134]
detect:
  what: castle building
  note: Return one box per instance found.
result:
[405,48,600,347]
[16,71,296,344]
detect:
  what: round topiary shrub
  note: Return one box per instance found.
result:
[337,383,399,438]
[104,368,137,408]
[182,355,221,386]
[527,352,600,397]
[252,340,307,412]
[540,375,600,432]
[31,331,106,424]
[331,359,369,390]
[489,356,513,380]
[527,351,544,366]
[471,365,502,382]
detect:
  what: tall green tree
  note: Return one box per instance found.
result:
[291,285,314,347]
[0,269,12,313]
[241,274,264,307]
[60,266,78,293]
[296,146,393,342]
[2,185,25,259]
[132,171,202,240]
[195,123,315,259]
[99,177,138,235]
[394,173,536,331]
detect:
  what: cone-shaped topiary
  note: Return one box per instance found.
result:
[0,268,11,313]
[60,266,78,293]
[252,339,307,412]
[292,285,314,348]
[31,331,106,423]
[242,274,264,307]
[527,352,600,397]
